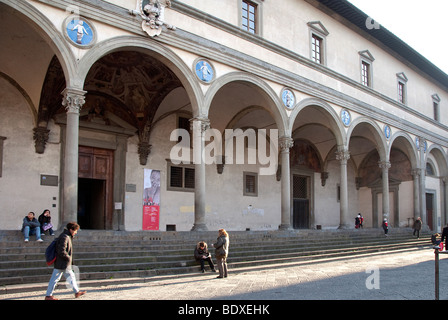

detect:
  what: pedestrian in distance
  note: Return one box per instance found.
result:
[382,219,389,236]
[413,217,422,239]
[441,223,448,252]
[431,233,443,250]
[38,209,55,236]
[44,222,86,300]
[355,213,364,229]
[355,215,360,229]
[213,229,229,279]
[21,212,43,242]
[194,241,216,273]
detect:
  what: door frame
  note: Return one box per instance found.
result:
[57,115,134,230]
[78,146,114,229]
[291,170,314,229]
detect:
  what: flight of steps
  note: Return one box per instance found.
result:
[0,228,432,292]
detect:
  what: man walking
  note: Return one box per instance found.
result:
[45,222,86,300]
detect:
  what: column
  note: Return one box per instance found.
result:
[279,136,293,230]
[61,88,86,226]
[379,161,391,224]
[443,177,448,228]
[336,147,350,228]
[411,169,421,224]
[418,138,427,229]
[190,117,210,231]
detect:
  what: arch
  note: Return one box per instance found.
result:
[0,72,37,126]
[203,72,288,136]
[290,97,345,146]
[426,144,448,177]
[2,0,77,87]
[347,117,387,161]
[76,35,203,117]
[389,131,419,169]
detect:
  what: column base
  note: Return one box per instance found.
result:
[191,223,208,231]
[278,224,292,231]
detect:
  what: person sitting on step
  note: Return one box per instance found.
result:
[194,241,216,273]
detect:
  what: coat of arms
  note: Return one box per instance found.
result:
[133,0,176,37]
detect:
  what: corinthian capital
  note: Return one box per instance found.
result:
[378,161,391,170]
[62,88,86,114]
[335,150,350,163]
[190,117,210,133]
[279,136,294,151]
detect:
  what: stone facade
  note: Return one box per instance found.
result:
[0,0,447,232]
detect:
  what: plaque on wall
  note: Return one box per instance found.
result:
[281,88,295,110]
[341,109,351,126]
[40,175,58,186]
[63,16,96,48]
[193,58,215,84]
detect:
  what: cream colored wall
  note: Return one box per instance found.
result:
[124,112,282,231]
[167,0,448,127]
[0,77,61,230]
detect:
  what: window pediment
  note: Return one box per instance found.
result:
[307,21,329,36]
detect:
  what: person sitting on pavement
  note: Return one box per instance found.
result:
[194,241,216,273]
[21,211,43,242]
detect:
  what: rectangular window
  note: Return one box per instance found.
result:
[311,34,323,64]
[243,172,258,196]
[398,81,405,104]
[242,0,257,34]
[177,116,191,143]
[168,164,195,192]
[434,102,440,121]
[0,136,5,177]
[361,61,370,86]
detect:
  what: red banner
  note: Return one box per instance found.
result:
[142,205,159,230]
[143,169,160,230]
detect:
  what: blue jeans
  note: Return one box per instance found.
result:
[45,268,79,297]
[23,226,41,240]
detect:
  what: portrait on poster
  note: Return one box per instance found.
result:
[143,169,160,230]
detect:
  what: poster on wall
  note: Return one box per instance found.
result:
[142,169,161,230]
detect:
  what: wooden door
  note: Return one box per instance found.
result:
[293,175,310,229]
[78,146,114,229]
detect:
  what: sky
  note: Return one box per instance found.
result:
[347,0,448,75]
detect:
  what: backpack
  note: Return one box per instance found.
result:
[45,238,57,266]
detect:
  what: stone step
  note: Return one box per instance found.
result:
[0,241,431,293]
[0,230,431,287]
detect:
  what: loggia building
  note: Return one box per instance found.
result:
[1,0,447,233]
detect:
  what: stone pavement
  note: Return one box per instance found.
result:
[1,246,447,302]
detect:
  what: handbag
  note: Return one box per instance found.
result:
[43,223,53,231]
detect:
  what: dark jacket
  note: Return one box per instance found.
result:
[194,245,210,261]
[414,219,422,230]
[442,226,448,243]
[38,213,52,226]
[213,235,229,259]
[54,229,74,270]
[21,217,40,232]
